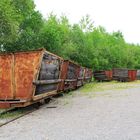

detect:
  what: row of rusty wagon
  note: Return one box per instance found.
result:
[94,68,140,82]
[0,49,93,109]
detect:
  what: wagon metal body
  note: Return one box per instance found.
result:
[58,60,79,91]
[0,49,92,109]
[93,70,112,81]
[113,68,137,82]
[0,49,63,108]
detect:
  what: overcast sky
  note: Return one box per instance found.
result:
[34,0,140,44]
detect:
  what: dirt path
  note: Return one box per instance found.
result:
[0,82,140,140]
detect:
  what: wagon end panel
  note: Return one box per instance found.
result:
[64,61,79,90]
[105,70,113,80]
[14,51,43,100]
[0,103,11,109]
[0,54,13,100]
[109,70,113,79]
[84,68,92,83]
[128,70,137,81]
[57,61,68,92]
[77,67,84,87]
[113,68,128,81]
[34,52,62,99]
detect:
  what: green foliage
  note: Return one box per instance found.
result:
[1,1,140,70]
[1,0,43,52]
[80,14,94,32]
[0,0,21,51]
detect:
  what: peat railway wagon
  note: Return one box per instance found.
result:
[58,60,79,92]
[93,70,112,81]
[113,68,137,82]
[0,49,63,108]
[137,70,140,80]
[77,67,85,87]
[84,68,93,83]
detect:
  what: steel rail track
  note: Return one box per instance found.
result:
[0,108,37,127]
[0,97,58,128]
[0,102,51,128]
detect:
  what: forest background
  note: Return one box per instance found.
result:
[1,0,140,70]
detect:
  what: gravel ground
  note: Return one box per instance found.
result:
[0,82,140,140]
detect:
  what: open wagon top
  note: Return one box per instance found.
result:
[0,49,63,102]
[0,49,63,60]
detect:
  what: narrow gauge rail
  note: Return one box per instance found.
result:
[0,99,53,127]
[0,107,36,127]
[0,49,93,109]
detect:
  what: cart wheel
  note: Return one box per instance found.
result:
[45,98,51,104]
[34,102,40,109]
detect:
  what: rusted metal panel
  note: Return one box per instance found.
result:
[105,71,112,80]
[84,68,93,83]
[57,61,68,91]
[14,51,43,100]
[58,61,68,91]
[35,51,63,96]
[113,68,128,78]
[0,49,65,107]
[128,70,137,81]
[113,68,137,81]
[0,54,13,99]
[65,61,79,90]
[0,50,43,106]
[0,49,92,108]
[59,60,70,91]
[94,70,112,81]
[58,60,79,91]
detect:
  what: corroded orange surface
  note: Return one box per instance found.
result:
[0,103,10,108]
[128,70,137,81]
[0,51,43,101]
[0,54,13,99]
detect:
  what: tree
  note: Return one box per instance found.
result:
[79,14,94,32]
[0,0,21,51]
[10,0,43,51]
[1,1,140,70]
